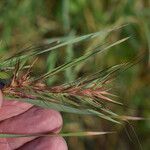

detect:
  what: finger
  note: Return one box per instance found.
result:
[0,100,33,121]
[0,135,11,150]
[18,137,68,150]
[0,107,63,149]
[0,90,3,108]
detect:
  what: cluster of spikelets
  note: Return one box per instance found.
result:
[0,25,143,138]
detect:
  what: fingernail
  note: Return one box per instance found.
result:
[0,90,3,108]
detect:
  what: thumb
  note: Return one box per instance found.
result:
[0,90,3,107]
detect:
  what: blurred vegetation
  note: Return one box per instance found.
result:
[0,0,149,150]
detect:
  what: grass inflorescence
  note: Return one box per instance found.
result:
[0,25,144,140]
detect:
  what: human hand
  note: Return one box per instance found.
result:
[0,90,68,150]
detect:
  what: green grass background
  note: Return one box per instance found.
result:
[0,0,149,149]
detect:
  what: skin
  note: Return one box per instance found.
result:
[0,90,68,150]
